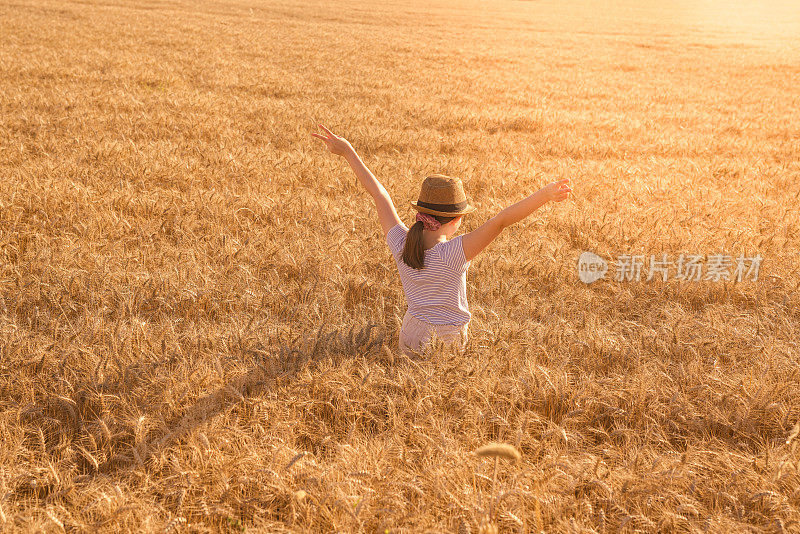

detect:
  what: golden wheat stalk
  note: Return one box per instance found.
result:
[475,443,521,461]
[787,422,800,445]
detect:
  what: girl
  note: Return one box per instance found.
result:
[311,124,572,356]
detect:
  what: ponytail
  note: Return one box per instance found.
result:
[401,215,457,270]
[402,220,425,269]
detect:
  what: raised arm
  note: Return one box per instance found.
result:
[311,124,402,235]
[461,178,572,262]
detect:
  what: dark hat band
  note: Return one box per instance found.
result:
[416,199,468,212]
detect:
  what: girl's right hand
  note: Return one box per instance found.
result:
[545,178,572,202]
[311,124,353,157]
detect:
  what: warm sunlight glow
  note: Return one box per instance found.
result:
[2,0,798,531]
[680,0,800,47]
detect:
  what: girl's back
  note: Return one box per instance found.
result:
[311,123,571,355]
[386,223,471,326]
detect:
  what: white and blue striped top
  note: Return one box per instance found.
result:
[386,223,471,326]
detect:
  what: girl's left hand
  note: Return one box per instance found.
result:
[311,124,353,157]
[545,178,572,202]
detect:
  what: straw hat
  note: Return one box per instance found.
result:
[410,174,476,217]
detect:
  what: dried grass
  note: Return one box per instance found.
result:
[1,0,799,532]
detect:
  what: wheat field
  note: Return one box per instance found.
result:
[1,0,800,532]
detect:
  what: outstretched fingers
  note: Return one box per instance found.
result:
[317,123,336,137]
[553,180,572,201]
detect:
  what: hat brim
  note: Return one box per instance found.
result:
[410,201,476,217]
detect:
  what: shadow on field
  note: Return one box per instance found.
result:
[98,322,390,475]
[13,318,414,519]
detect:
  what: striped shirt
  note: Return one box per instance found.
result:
[386,223,471,326]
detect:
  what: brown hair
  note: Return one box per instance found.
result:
[401,215,458,270]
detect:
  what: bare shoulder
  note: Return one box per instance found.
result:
[375,193,404,236]
[460,216,505,262]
